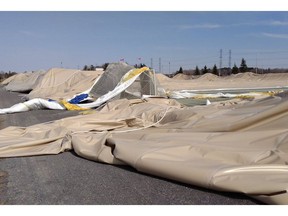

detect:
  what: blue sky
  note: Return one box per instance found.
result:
[1,10,288,73]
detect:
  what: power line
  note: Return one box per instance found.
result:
[148,49,288,73]
[160,55,218,64]
[219,49,222,76]
[159,57,161,73]
[229,49,232,69]
[234,50,288,55]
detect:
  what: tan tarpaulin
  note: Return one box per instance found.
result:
[27,68,103,100]
[0,97,288,204]
[4,70,46,92]
[1,73,19,85]
[158,72,288,91]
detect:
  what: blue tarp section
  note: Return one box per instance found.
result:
[68,94,89,104]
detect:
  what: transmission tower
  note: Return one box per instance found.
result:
[229,49,232,74]
[159,57,161,73]
[229,50,231,68]
[219,49,222,76]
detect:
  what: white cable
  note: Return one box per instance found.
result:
[70,106,171,135]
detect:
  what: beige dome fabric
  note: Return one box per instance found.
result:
[0,96,288,204]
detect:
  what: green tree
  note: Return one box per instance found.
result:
[173,66,183,77]
[239,58,248,72]
[231,63,239,74]
[90,65,95,70]
[195,66,200,75]
[134,63,147,68]
[202,65,208,74]
[212,64,218,75]
[101,63,109,70]
[178,66,183,74]
[83,65,88,71]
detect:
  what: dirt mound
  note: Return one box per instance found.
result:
[1,74,17,85]
[172,73,192,80]
[156,74,171,82]
[158,71,288,91]
[260,73,288,81]
[232,72,259,79]
[197,73,219,81]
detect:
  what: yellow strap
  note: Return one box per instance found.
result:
[59,100,90,111]
[250,90,283,96]
[122,67,149,82]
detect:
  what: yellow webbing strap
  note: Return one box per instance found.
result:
[122,67,149,82]
[250,90,283,96]
[59,100,90,111]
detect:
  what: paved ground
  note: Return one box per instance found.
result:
[0,87,262,205]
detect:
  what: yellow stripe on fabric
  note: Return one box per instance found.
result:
[250,90,283,96]
[122,67,149,82]
[59,100,90,111]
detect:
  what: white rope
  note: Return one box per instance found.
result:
[110,106,170,134]
[70,106,171,135]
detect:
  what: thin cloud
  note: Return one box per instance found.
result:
[179,20,288,30]
[19,30,43,38]
[155,45,190,51]
[262,32,288,39]
[19,30,34,36]
[178,23,222,30]
[238,20,288,27]
[268,20,288,26]
[226,20,288,27]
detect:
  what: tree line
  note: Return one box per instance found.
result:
[171,58,288,77]
[82,63,109,71]
[0,71,17,82]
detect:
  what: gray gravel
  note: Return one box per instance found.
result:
[0,87,262,205]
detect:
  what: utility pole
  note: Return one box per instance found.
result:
[169,61,170,74]
[229,50,232,75]
[219,49,222,76]
[150,58,153,69]
[256,53,258,74]
[229,50,231,68]
[159,57,161,73]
